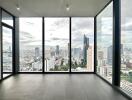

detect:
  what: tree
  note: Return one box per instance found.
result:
[80,59,85,68]
[49,68,54,71]
[74,61,77,66]
[54,65,59,71]
[61,58,64,66]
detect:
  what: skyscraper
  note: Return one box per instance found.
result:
[73,48,81,58]
[56,45,59,56]
[68,43,70,65]
[35,47,40,59]
[121,44,123,55]
[83,35,89,66]
[87,46,93,71]
[8,46,12,57]
[8,46,11,53]
[107,45,112,65]
[98,51,104,60]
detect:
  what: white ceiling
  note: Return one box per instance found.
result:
[0,0,111,17]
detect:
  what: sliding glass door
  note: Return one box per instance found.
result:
[1,10,14,78]
[2,26,13,78]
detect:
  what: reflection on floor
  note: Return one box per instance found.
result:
[3,74,11,78]
[0,74,129,100]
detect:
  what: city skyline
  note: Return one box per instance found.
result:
[19,18,95,72]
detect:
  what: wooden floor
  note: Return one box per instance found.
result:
[0,74,129,100]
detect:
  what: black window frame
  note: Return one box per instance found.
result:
[18,17,95,74]
[95,1,114,83]
[95,0,131,99]
[0,1,131,99]
[0,8,15,80]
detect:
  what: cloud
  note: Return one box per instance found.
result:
[72,18,94,32]
[20,31,34,40]
[20,18,94,48]
[121,18,132,31]
[71,18,94,46]
[52,37,69,41]
[53,18,69,28]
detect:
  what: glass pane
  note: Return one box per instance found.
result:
[121,0,132,96]
[96,2,113,82]
[45,18,69,72]
[0,9,1,79]
[2,10,13,26]
[71,18,94,72]
[19,18,42,72]
[0,33,1,80]
[2,26,12,78]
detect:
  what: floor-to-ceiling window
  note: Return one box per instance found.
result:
[71,17,94,72]
[45,18,69,72]
[19,18,42,72]
[1,10,14,78]
[121,0,132,96]
[19,17,94,73]
[96,2,113,82]
[0,8,1,80]
[2,26,13,78]
[2,10,13,27]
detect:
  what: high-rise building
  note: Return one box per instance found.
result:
[35,47,40,59]
[83,35,89,65]
[98,51,104,60]
[73,48,81,58]
[107,45,112,65]
[68,43,70,57]
[87,46,93,71]
[56,45,59,56]
[50,47,54,57]
[51,51,55,57]
[121,44,123,55]
[8,46,12,57]
[8,46,11,52]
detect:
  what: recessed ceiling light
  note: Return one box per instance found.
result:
[16,0,20,11]
[17,7,20,10]
[66,4,70,11]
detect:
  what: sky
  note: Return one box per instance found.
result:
[20,18,42,47]
[71,18,94,48]
[19,17,94,49]
[3,27,12,50]
[2,0,132,50]
[45,18,69,47]
[19,16,132,49]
